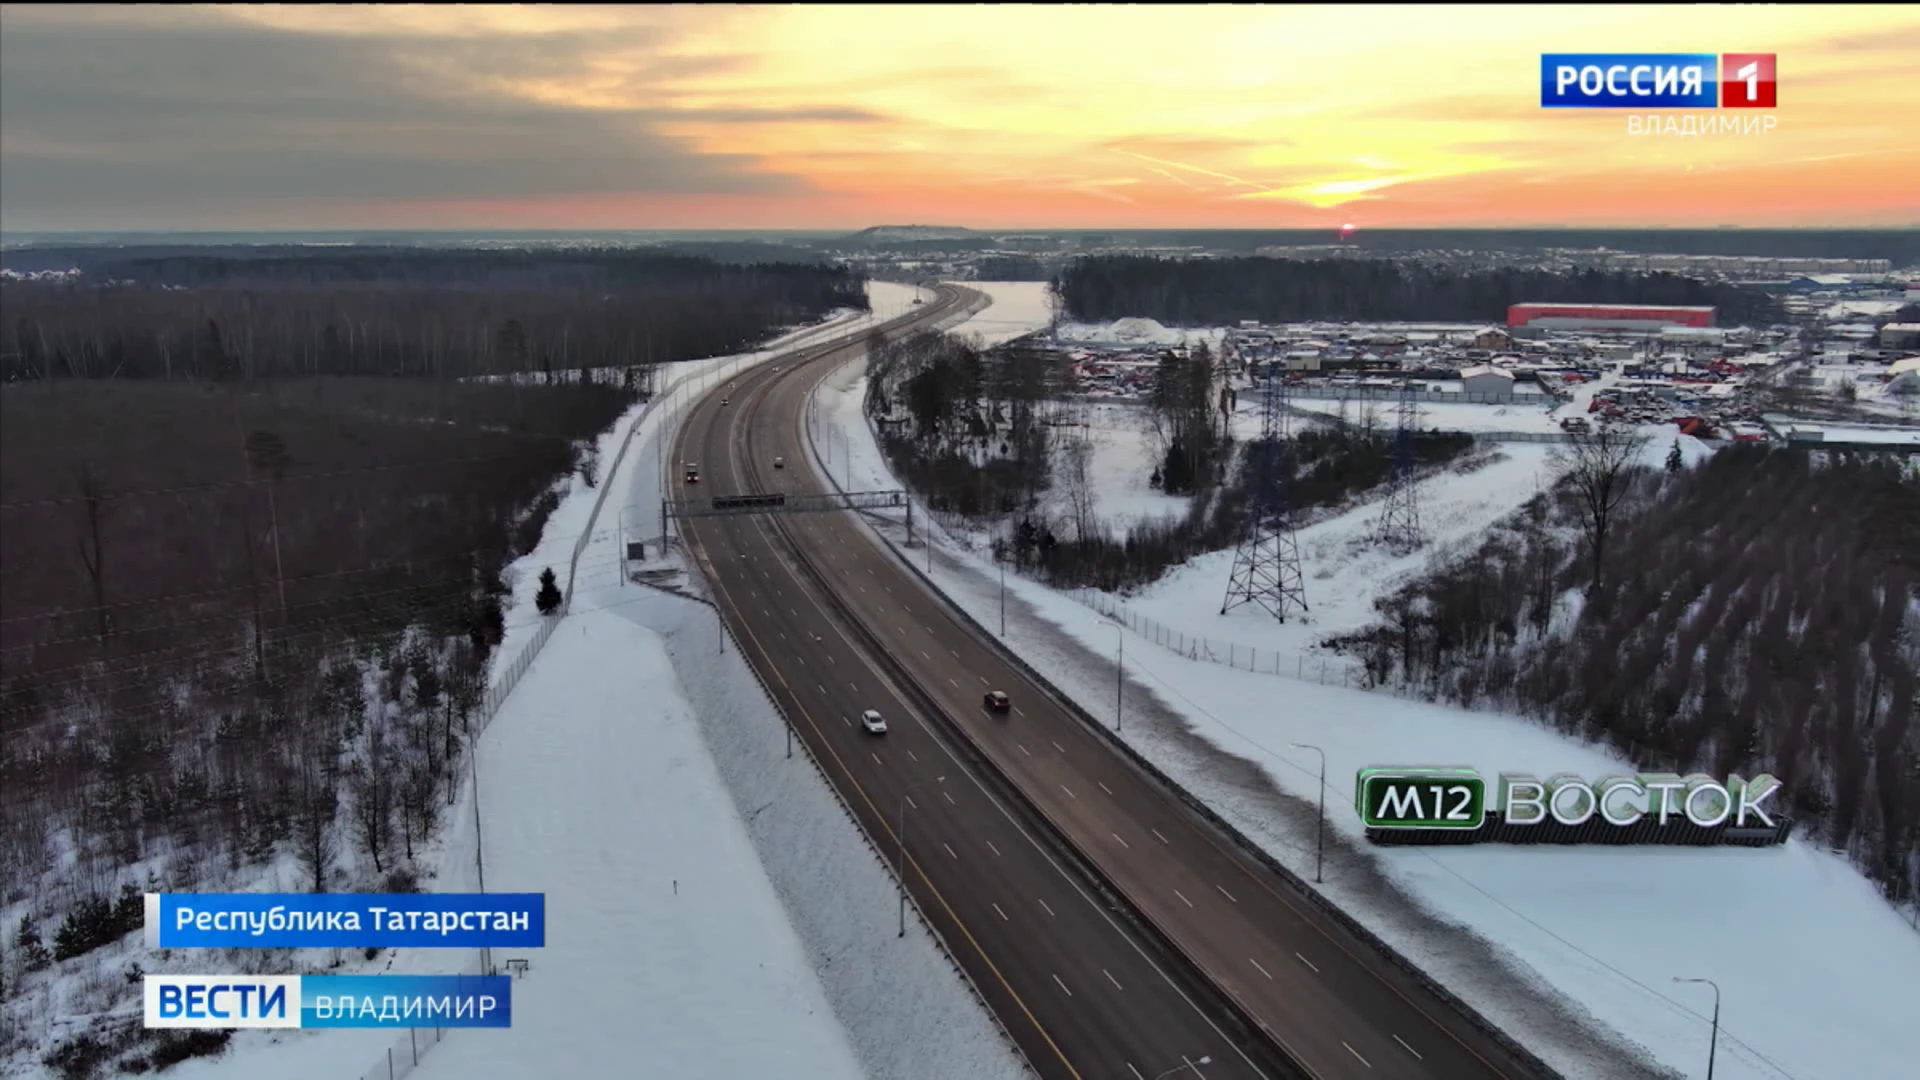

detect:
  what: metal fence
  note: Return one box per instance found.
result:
[1066,588,1365,686]
[354,1016,453,1080]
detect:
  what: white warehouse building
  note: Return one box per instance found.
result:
[1459,364,1517,402]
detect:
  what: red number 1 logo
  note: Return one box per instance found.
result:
[1721,53,1777,108]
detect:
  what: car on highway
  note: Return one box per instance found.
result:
[773,455,785,469]
[859,709,888,735]
[720,396,729,406]
[983,690,1010,712]
[684,462,699,483]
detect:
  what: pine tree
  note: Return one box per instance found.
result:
[15,915,51,972]
[535,568,563,615]
[1665,439,1684,474]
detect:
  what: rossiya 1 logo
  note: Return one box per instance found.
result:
[1539,53,1776,109]
[1354,767,1789,847]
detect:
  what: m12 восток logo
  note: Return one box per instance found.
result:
[1540,54,1776,108]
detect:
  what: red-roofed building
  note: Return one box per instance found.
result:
[1508,303,1715,332]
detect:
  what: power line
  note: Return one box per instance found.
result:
[0,450,587,513]
[1,560,616,700]
[0,553,629,722]
[0,508,653,630]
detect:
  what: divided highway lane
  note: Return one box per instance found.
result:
[674,327,1300,1077]
[724,348,1554,1078]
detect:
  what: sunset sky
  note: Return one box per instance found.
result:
[2,3,1917,232]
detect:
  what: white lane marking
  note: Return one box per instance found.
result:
[871,753,881,766]
[950,649,959,658]
[1017,743,1031,756]
[858,585,866,593]
[717,503,1285,1079]
[1052,974,1072,997]
[979,675,990,685]
[921,651,930,660]
[1343,1042,1372,1069]
[1098,780,1114,795]
[985,840,1001,856]
[826,653,836,664]
[817,684,826,695]
[1296,952,1319,973]
[905,796,917,810]
[1113,833,1130,849]
[943,842,957,859]
[906,749,918,762]
[1103,969,1123,991]
[992,903,1009,921]
[1052,740,1067,753]
[1251,957,1274,980]
[1217,884,1239,904]
[762,608,772,618]
[1013,706,1026,717]
[849,682,858,692]
[1152,828,1170,845]
[948,678,959,688]
[1173,889,1193,908]
[1128,1066,1145,1080]
[1061,784,1076,800]
[778,631,786,641]
[942,790,955,805]
[1037,898,1055,917]
[842,716,850,727]
[1393,1035,1423,1061]
[790,608,799,617]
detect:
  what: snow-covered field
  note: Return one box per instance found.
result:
[803,295,1920,1080]
[1287,396,1567,435]
[939,281,1057,346]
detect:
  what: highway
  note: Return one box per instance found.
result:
[670,288,1553,1080]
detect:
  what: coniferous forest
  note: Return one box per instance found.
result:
[1052,255,1789,327]
[1328,446,1920,906]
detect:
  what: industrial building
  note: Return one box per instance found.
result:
[1459,364,1518,401]
[1879,323,1920,350]
[1508,303,1716,333]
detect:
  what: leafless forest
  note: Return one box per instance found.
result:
[1329,445,1920,907]
[864,332,1471,592]
[0,248,862,1067]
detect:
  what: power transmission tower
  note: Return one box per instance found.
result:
[1374,380,1425,552]
[1221,366,1309,621]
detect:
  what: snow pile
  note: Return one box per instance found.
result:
[803,319,1920,1079]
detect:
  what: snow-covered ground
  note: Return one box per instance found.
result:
[939,281,1057,346]
[408,609,863,1080]
[1288,396,1567,435]
[803,295,1920,1080]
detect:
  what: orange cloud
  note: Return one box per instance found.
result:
[2,3,1915,230]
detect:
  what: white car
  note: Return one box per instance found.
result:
[860,709,887,734]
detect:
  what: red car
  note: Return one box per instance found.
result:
[983,690,1010,712]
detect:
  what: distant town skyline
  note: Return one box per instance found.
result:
[2,4,1916,233]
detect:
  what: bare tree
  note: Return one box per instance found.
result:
[1549,421,1652,593]
[71,461,112,641]
[350,725,396,875]
[1058,434,1096,541]
[292,753,338,893]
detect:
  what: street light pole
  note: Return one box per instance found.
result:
[1108,623,1124,733]
[897,776,947,938]
[1672,977,1720,1080]
[1292,743,1326,884]
[1151,1055,1212,1079]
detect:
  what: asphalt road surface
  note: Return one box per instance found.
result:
[670,289,1552,1080]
